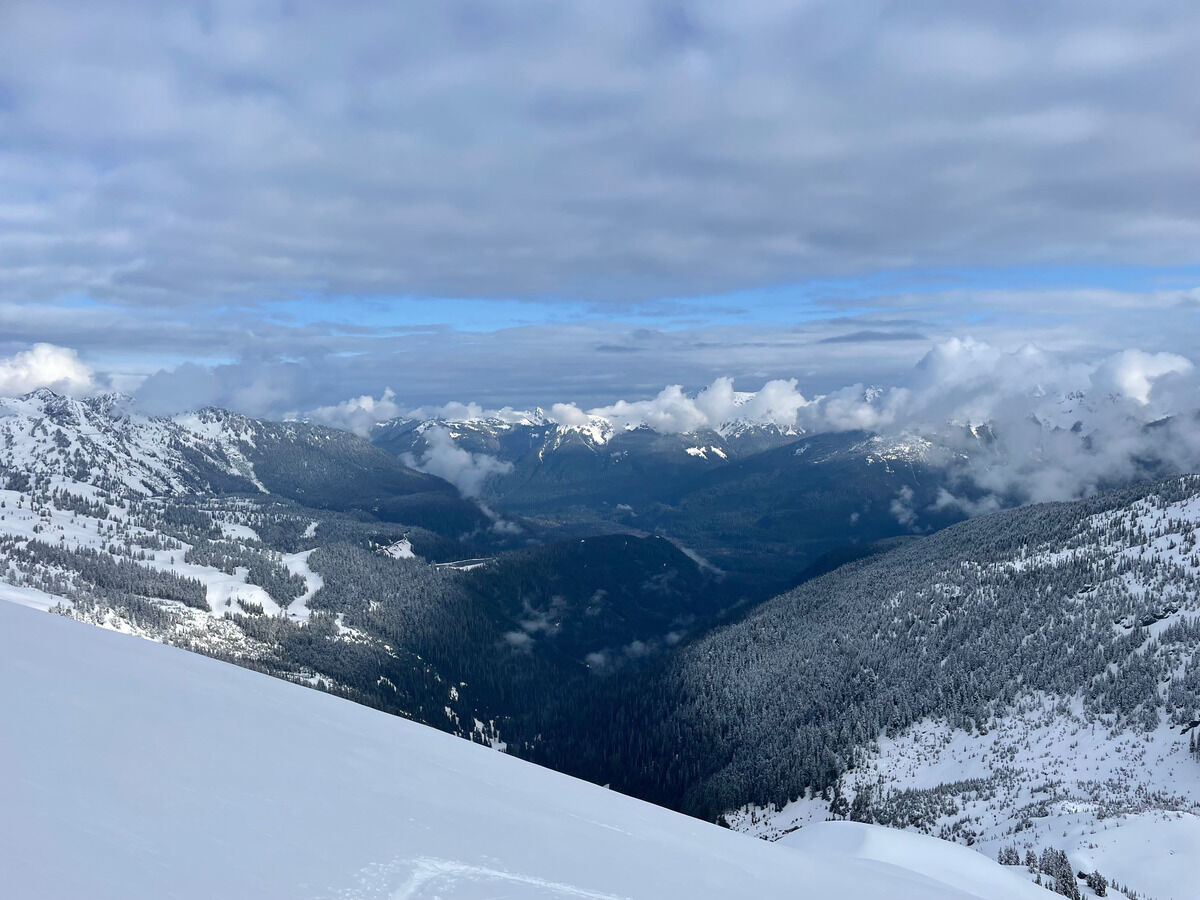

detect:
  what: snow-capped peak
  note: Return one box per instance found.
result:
[0,390,265,497]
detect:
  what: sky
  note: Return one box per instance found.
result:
[1,0,1198,417]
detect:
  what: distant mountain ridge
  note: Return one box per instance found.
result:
[0,389,484,536]
[371,413,804,473]
[372,412,975,589]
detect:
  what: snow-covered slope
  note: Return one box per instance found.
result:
[700,477,1200,899]
[0,599,1050,900]
[0,388,260,495]
[782,822,1118,900]
[735,696,1199,899]
[0,389,449,504]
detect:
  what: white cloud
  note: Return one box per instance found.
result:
[503,631,534,652]
[842,340,1200,508]
[404,403,535,426]
[401,425,514,498]
[548,402,593,428]
[306,388,405,437]
[307,392,540,436]
[553,378,813,434]
[478,501,523,536]
[4,3,1199,306]
[1090,349,1193,406]
[0,343,95,397]
[890,485,919,528]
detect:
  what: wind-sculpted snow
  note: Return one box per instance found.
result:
[0,600,1049,899]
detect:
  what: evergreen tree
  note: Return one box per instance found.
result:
[1085,870,1108,897]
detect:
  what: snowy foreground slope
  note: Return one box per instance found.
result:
[0,601,1048,900]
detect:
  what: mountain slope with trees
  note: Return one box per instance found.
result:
[526,476,1200,896]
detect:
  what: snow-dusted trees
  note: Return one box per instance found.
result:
[531,476,1200,821]
[1085,869,1108,897]
[996,845,1021,866]
[3,538,209,610]
[185,538,306,602]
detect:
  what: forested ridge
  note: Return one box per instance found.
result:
[526,476,1200,820]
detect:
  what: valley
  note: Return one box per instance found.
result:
[9,6,1198,895]
[1,388,1198,898]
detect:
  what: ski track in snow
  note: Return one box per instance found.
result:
[338,857,633,900]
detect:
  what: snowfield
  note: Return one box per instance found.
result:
[281,547,323,622]
[783,822,1093,900]
[0,599,1050,900]
[732,696,1200,899]
[0,485,284,621]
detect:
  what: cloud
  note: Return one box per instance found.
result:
[8,330,1199,527]
[306,388,405,437]
[890,486,919,529]
[575,377,813,433]
[402,402,535,426]
[2,2,1198,307]
[818,330,928,344]
[2,2,1198,450]
[401,425,513,498]
[548,402,593,428]
[134,361,301,418]
[503,631,535,652]
[1090,349,1193,406]
[3,276,1195,420]
[478,501,522,536]
[803,339,1200,508]
[15,330,1194,523]
[584,634,682,671]
[305,390,539,437]
[930,488,1003,519]
[812,340,1193,436]
[0,344,95,396]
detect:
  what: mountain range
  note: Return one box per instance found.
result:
[0,387,1196,899]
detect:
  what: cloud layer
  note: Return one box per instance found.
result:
[312,339,1194,437]
[3,1,1199,307]
[308,338,1200,509]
